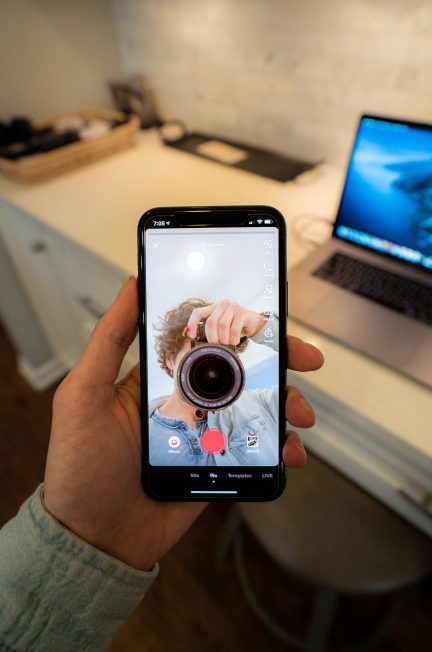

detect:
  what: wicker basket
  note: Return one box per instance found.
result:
[0,107,140,183]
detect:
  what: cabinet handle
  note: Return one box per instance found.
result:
[76,295,105,320]
[30,240,47,253]
[399,484,432,518]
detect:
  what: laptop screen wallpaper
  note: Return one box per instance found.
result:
[334,116,432,271]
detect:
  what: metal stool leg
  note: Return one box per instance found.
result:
[306,586,338,652]
[233,529,305,648]
[215,505,242,560]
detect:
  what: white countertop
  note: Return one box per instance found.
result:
[0,130,430,461]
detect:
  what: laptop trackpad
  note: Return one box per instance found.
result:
[308,290,422,366]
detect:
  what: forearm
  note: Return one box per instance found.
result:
[0,486,158,652]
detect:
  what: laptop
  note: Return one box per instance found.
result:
[288,114,432,388]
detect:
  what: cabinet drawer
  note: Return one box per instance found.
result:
[55,237,139,374]
[57,239,128,323]
[0,201,83,364]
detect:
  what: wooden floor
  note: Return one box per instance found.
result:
[0,324,431,652]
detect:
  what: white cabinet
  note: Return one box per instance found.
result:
[0,200,139,386]
[0,200,82,369]
[53,234,139,377]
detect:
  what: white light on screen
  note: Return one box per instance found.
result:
[187,251,206,271]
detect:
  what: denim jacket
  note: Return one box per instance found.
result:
[149,317,280,467]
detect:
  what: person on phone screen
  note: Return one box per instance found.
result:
[149,298,287,466]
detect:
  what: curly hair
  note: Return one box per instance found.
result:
[153,298,249,377]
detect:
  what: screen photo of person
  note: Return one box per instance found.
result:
[144,227,280,467]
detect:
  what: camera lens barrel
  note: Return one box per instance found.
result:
[176,343,245,410]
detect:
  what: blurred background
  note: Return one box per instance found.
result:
[2,0,432,163]
[1,2,431,651]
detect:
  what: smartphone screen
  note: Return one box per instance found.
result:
[138,206,287,500]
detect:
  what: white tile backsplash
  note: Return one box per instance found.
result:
[112,0,432,164]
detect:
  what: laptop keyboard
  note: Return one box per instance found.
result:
[313,252,432,327]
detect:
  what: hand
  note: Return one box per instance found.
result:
[185,299,267,344]
[44,278,324,571]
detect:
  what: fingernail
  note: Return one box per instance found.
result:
[295,442,306,455]
[298,396,313,412]
[289,431,306,453]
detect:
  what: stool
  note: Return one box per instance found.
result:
[217,453,432,652]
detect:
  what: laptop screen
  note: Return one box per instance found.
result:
[333,115,432,271]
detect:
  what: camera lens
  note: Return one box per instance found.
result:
[176,343,245,410]
[189,356,234,399]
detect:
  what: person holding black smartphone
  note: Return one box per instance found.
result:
[139,205,293,500]
[0,277,323,651]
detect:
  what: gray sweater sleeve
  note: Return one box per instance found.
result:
[250,313,279,352]
[0,485,158,652]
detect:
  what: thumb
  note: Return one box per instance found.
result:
[75,276,138,386]
[117,362,141,404]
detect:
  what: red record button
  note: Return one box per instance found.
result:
[201,428,226,454]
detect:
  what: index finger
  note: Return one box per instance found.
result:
[187,304,216,338]
[288,336,324,372]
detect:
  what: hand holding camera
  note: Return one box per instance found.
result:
[184,299,267,344]
[176,300,268,411]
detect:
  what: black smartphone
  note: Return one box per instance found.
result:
[137,206,287,501]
